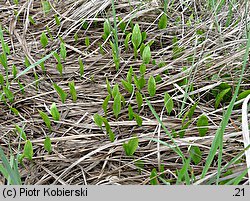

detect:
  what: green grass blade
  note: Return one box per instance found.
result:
[145,97,185,160]
[0,146,21,184]
[201,30,250,180]
[15,50,56,80]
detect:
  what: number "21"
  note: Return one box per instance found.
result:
[234,188,244,197]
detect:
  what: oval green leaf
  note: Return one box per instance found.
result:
[142,45,151,64]
[164,92,173,115]
[148,76,156,97]
[131,23,142,49]
[23,140,33,160]
[215,88,231,109]
[197,115,209,137]
[113,94,121,119]
[44,136,52,153]
[50,103,60,121]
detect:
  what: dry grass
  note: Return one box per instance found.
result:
[0,0,249,185]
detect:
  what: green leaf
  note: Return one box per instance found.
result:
[0,73,4,86]
[50,103,60,121]
[141,31,147,42]
[15,125,27,140]
[112,84,119,98]
[0,53,7,69]
[179,121,190,138]
[134,113,142,126]
[113,94,121,119]
[93,113,103,128]
[60,42,67,61]
[82,21,88,29]
[128,104,134,120]
[155,74,163,83]
[182,102,197,123]
[12,64,18,79]
[142,45,151,64]
[123,137,139,156]
[108,129,115,142]
[103,19,111,39]
[135,160,144,173]
[176,158,190,184]
[44,136,52,153]
[53,83,67,103]
[148,75,156,97]
[56,62,63,76]
[40,32,48,48]
[53,52,61,62]
[118,16,126,32]
[54,15,60,26]
[85,37,90,47]
[150,168,159,185]
[69,81,77,102]
[137,76,146,90]
[23,140,33,160]
[127,66,133,84]
[140,43,145,57]
[124,33,132,51]
[237,90,250,101]
[24,56,30,67]
[39,110,51,131]
[164,92,173,114]
[102,117,115,142]
[15,50,55,80]
[136,91,143,111]
[42,1,51,14]
[121,80,133,94]
[215,88,231,109]
[10,107,19,115]
[197,115,209,137]
[188,103,197,120]
[139,64,146,75]
[106,78,112,95]
[3,86,14,102]
[158,13,168,29]
[131,23,142,49]
[189,146,202,165]
[74,33,78,42]
[0,146,21,184]
[102,94,110,115]
[78,57,84,77]
[18,80,25,94]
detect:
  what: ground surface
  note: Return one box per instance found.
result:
[0,0,250,185]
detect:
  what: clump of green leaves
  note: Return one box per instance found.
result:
[123,137,139,156]
[131,23,142,58]
[103,19,111,40]
[50,103,60,121]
